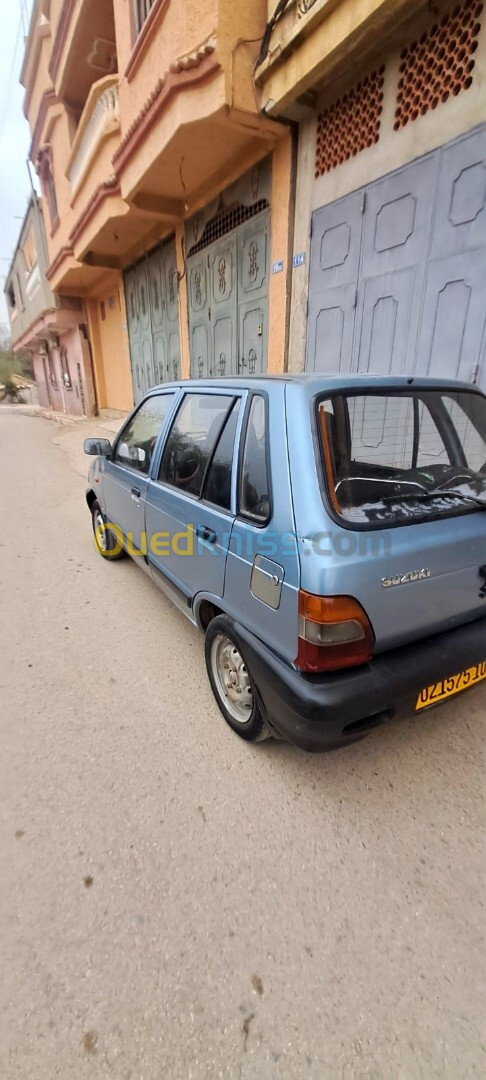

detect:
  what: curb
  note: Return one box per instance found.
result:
[0,404,84,425]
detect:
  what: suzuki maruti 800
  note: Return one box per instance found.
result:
[85,375,486,751]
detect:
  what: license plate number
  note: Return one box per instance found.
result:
[416,661,486,711]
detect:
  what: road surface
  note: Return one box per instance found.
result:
[1,412,484,1079]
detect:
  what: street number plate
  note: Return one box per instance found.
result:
[415,661,486,711]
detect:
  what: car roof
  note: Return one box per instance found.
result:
[144,373,483,395]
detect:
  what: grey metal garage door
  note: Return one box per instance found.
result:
[307,124,486,390]
[124,237,181,402]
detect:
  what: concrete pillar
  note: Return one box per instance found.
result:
[268,131,294,373]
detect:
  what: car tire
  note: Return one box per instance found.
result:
[91,499,125,560]
[205,615,271,742]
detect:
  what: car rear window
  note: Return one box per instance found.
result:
[317,388,486,527]
[239,395,271,523]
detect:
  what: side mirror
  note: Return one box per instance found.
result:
[84,438,112,457]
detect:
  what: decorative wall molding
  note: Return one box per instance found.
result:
[113,41,219,176]
[87,37,117,75]
[69,176,121,247]
[46,244,75,282]
[48,0,76,83]
[30,89,59,162]
[22,19,51,117]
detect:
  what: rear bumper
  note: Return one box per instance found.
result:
[232,616,486,752]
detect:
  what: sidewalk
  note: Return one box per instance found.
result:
[0,402,127,427]
[53,410,129,479]
[0,402,128,480]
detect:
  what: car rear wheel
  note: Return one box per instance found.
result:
[205,616,271,742]
[91,500,125,560]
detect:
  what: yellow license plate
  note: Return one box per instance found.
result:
[416,661,486,711]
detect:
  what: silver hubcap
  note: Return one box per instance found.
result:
[211,634,253,724]
[94,510,107,551]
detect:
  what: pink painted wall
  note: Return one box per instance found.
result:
[31,325,97,416]
[58,328,85,416]
[32,353,52,410]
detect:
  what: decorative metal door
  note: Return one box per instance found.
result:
[238,217,268,375]
[163,242,180,382]
[187,209,269,377]
[124,237,181,402]
[137,261,154,396]
[147,248,166,386]
[307,124,486,390]
[188,255,210,378]
[210,234,237,378]
[125,267,144,401]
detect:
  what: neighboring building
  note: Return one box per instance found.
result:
[4,195,96,415]
[255,0,486,391]
[20,0,292,410]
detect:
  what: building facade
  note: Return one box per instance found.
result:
[19,0,486,405]
[256,0,486,391]
[4,194,96,414]
[20,0,293,412]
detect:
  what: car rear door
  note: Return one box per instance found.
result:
[223,389,301,665]
[145,389,243,603]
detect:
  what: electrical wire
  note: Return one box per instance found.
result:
[255,0,294,69]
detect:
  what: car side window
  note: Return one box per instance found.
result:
[159,394,234,498]
[114,394,175,474]
[239,395,270,522]
[203,399,241,511]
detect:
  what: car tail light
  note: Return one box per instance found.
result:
[296,591,375,673]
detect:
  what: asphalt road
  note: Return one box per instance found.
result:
[1,411,485,1079]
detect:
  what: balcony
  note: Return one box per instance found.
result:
[67,76,120,201]
[49,0,117,111]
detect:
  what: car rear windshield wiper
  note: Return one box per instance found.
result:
[382,489,486,510]
[435,488,486,509]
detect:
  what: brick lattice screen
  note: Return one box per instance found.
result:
[394,0,483,130]
[314,67,385,177]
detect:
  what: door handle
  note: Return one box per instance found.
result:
[131,486,141,498]
[197,524,217,544]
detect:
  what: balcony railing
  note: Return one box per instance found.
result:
[67,76,120,200]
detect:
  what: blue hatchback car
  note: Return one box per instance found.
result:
[85,375,486,751]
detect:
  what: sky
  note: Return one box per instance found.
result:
[0,0,36,334]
